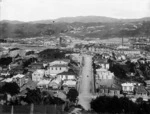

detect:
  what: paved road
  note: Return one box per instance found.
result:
[78,55,95,110]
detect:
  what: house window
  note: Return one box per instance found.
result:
[56,67,57,70]
[51,67,53,70]
[60,67,61,70]
[129,86,132,91]
[124,86,127,91]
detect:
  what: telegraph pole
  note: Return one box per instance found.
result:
[0,0,2,21]
[0,0,2,39]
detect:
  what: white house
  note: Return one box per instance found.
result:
[49,78,61,89]
[95,59,110,70]
[57,70,76,81]
[45,64,68,77]
[49,59,70,66]
[62,80,76,88]
[12,74,26,87]
[96,68,114,87]
[121,82,136,93]
[32,69,45,82]
[37,79,51,89]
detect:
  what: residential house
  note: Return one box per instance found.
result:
[96,68,114,87]
[32,69,45,82]
[145,80,150,87]
[49,78,61,89]
[20,80,38,92]
[28,62,44,72]
[0,67,10,77]
[117,49,141,55]
[62,79,76,88]
[98,86,121,96]
[95,59,110,70]
[121,82,136,94]
[12,74,26,87]
[135,86,148,97]
[49,59,70,66]
[45,64,68,77]
[37,79,51,89]
[57,69,77,81]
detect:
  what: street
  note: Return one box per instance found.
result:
[78,55,95,110]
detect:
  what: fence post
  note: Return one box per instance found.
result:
[30,104,34,114]
[44,105,47,114]
[11,105,14,114]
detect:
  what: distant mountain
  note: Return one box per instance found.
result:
[55,16,119,23]
[0,20,24,24]
[29,16,119,24]
[31,16,150,24]
[1,16,150,24]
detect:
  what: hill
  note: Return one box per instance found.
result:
[0,16,150,39]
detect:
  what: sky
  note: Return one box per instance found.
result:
[0,0,150,22]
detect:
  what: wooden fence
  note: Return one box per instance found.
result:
[0,104,64,114]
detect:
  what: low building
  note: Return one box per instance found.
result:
[95,59,110,70]
[62,79,76,88]
[121,82,136,94]
[49,78,61,89]
[32,69,45,82]
[96,68,114,87]
[57,70,77,81]
[37,79,51,89]
[12,74,26,87]
[145,80,150,87]
[135,86,148,97]
[28,62,44,72]
[49,59,70,66]
[45,64,68,77]
[117,49,141,55]
[98,86,121,96]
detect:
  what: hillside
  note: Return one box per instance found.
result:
[0,16,150,39]
[29,16,150,24]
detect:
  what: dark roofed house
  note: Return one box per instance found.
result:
[57,69,77,81]
[135,86,148,97]
[98,86,121,97]
[145,80,150,87]
[28,62,44,72]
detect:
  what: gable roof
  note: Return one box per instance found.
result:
[135,86,147,94]
[50,64,68,67]
[57,69,77,76]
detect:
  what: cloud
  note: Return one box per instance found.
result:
[1,0,150,21]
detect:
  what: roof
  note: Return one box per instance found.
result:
[37,80,50,85]
[13,74,25,78]
[96,68,107,72]
[121,83,135,86]
[136,86,147,94]
[20,80,38,91]
[95,59,108,64]
[2,78,13,82]
[99,86,121,90]
[63,80,76,86]
[57,69,76,76]
[145,80,150,84]
[50,64,68,67]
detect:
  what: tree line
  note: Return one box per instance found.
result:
[91,96,150,114]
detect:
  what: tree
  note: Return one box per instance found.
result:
[0,57,12,66]
[1,82,20,96]
[24,88,42,104]
[67,88,78,103]
[91,96,138,113]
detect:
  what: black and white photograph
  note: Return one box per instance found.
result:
[0,0,150,113]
